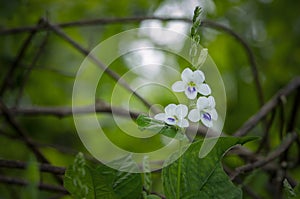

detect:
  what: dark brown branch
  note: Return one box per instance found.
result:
[0,104,216,137]
[234,77,300,137]
[287,88,300,132]
[0,19,43,96]
[43,19,153,110]
[15,29,49,107]
[0,175,68,194]
[0,159,65,175]
[0,99,63,184]
[0,16,263,107]
[0,100,50,163]
[0,16,191,35]
[230,132,298,180]
[224,166,261,199]
[3,103,140,118]
[201,20,264,107]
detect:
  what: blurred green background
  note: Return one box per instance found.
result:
[0,0,300,198]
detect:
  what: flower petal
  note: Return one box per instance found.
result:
[210,108,218,120]
[185,87,198,99]
[192,70,205,84]
[172,81,185,92]
[178,119,189,128]
[188,109,201,122]
[175,104,188,118]
[198,83,211,96]
[181,68,193,82]
[197,96,209,110]
[154,113,166,121]
[164,104,176,115]
[208,96,216,107]
[201,115,213,128]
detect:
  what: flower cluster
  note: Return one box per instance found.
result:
[154,68,218,128]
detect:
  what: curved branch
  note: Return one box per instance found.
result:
[234,77,300,137]
[0,100,51,164]
[0,16,191,35]
[0,16,263,106]
[0,159,65,175]
[0,175,68,194]
[43,19,153,110]
[0,19,43,96]
[2,104,140,118]
[231,132,298,180]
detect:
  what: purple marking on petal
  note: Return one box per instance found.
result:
[203,112,211,121]
[167,117,176,122]
[187,86,196,94]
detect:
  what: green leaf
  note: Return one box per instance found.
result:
[64,153,90,198]
[136,115,186,140]
[136,115,153,128]
[143,156,152,193]
[162,136,256,199]
[158,125,178,138]
[64,153,143,199]
[146,194,162,199]
[283,179,300,199]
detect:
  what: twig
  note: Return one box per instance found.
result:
[201,20,264,107]
[0,19,43,96]
[287,88,300,132]
[0,128,99,163]
[43,19,153,110]
[234,77,300,137]
[0,175,68,194]
[0,16,191,35]
[14,28,50,107]
[0,100,50,163]
[0,99,63,184]
[224,165,261,199]
[230,132,298,180]
[0,16,263,107]
[2,103,139,118]
[255,108,276,153]
[0,159,65,175]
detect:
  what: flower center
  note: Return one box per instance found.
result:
[202,112,211,121]
[187,82,197,94]
[167,117,176,123]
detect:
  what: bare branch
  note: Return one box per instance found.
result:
[230,132,298,180]
[0,159,65,175]
[0,99,63,184]
[3,103,140,118]
[234,77,300,137]
[14,29,50,107]
[0,175,68,194]
[201,20,265,107]
[0,100,51,163]
[0,16,263,108]
[0,16,191,35]
[43,19,153,110]
[0,19,43,96]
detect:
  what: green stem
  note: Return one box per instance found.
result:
[176,141,182,199]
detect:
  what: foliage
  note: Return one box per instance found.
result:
[64,137,255,199]
[64,153,143,199]
[162,137,256,199]
[0,0,300,199]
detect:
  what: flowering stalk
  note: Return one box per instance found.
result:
[137,6,218,139]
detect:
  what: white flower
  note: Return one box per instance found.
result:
[154,104,189,128]
[172,68,211,99]
[188,96,218,128]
